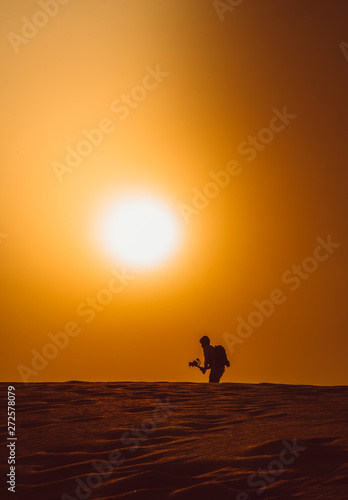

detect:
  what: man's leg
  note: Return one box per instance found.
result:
[219,367,225,382]
[209,370,220,383]
[209,367,225,383]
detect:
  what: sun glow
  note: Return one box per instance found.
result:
[98,195,182,269]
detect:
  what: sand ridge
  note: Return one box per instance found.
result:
[0,382,347,499]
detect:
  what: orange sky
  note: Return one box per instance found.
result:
[1,0,347,385]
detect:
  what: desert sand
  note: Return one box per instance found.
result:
[1,382,348,499]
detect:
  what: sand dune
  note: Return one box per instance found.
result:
[1,382,347,499]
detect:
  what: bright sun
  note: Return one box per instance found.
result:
[98,195,182,269]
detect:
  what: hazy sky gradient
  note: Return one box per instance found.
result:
[1,0,347,384]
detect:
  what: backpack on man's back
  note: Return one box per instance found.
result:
[214,345,230,368]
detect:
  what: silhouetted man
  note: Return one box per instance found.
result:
[200,335,228,383]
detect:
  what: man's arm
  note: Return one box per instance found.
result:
[203,346,213,371]
[203,360,211,370]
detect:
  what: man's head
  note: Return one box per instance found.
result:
[200,335,210,347]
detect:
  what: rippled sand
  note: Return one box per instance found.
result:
[1,382,347,499]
